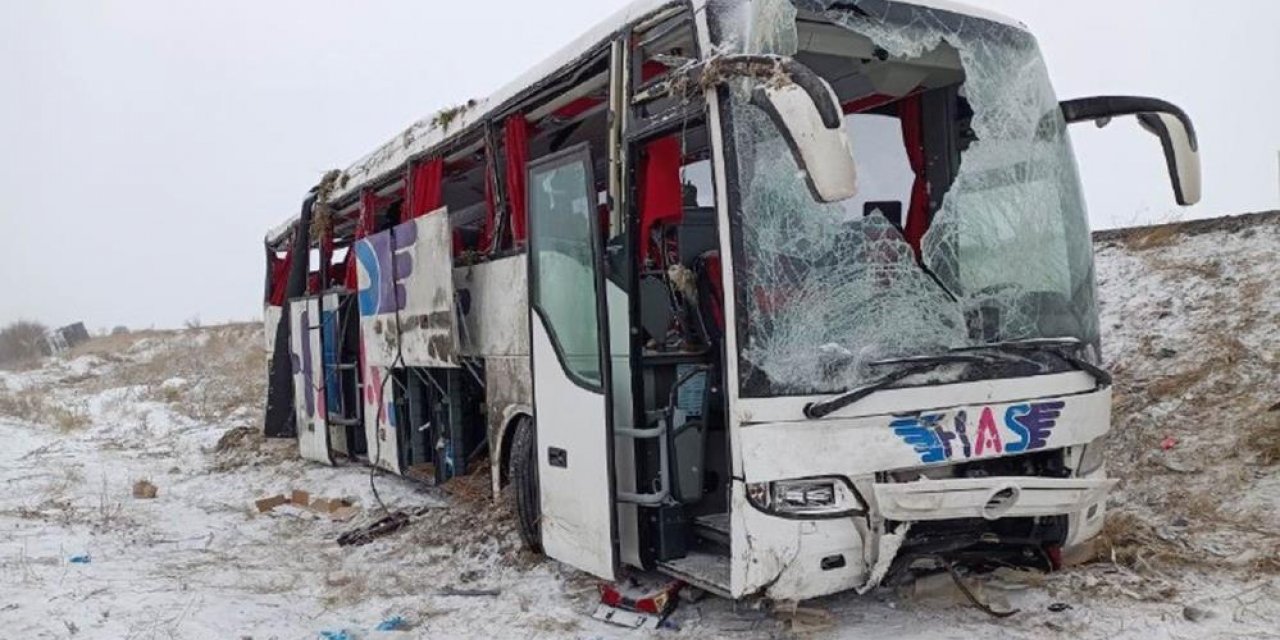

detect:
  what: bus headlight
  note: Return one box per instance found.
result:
[1077,436,1107,476]
[746,476,866,519]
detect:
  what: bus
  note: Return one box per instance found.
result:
[262,0,1200,601]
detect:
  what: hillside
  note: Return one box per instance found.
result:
[1,213,1277,638]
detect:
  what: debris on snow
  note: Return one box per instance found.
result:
[131,479,158,499]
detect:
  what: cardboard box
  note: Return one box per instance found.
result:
[255,494,289,513]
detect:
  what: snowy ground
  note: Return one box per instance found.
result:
[2,213,1278,639]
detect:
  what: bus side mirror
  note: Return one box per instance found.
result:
[1061,96,1201,206]
[751,67,858,203]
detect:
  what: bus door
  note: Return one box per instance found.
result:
[526,143,619,580]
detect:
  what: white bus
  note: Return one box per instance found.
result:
[262,0,1200,601]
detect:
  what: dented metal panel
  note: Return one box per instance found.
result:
[263,304,282,355]
[359,360,400,474]
[398,212,460,368]
[484,356,533,495]
[289,298,332,465]
[453,255,530,357]
[354,211,459,369]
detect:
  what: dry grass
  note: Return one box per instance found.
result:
[1145,256,1224,280]
[1098,511,1201,571]
[72,323,266,425]
[1247,410,1280,467]
[0,389,90,431]
[441,454,495,504]
[1144,333,1250,400]
[1123,223,1185,250]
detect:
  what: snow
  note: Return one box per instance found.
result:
[4,216,1280,637]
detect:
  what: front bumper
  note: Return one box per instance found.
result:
[730,474,1114,600]
[873,477,1115,522]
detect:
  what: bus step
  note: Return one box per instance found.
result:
[657,551,730,599]
[692,512,730,548]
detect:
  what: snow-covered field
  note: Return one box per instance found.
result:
[2,213,1278,639]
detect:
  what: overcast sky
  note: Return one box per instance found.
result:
[1,0,1277,330]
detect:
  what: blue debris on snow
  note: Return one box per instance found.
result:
[319,631,352,640]
[68,554,91,564]
[375,616,407,631]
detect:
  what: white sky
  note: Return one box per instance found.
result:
[1,0,1277,330]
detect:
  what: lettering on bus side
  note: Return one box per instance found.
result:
[889,401,1066,464]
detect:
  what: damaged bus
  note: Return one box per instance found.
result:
[262,0,1200,601]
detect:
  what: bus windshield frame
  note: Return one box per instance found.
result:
[710,0,1101,398]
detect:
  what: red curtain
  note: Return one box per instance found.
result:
[478,158,497,252]
[898,95,928,258]
[638,135,683,263]
[406,158,445,220]
[344,190,381,289]
[267,248,292,306]
[504,115,530,245]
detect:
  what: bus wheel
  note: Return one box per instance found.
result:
[510,415,542,553]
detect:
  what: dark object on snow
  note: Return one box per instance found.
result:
[1048,602,1072,612]
[336,511,410,547]
[1183,605,1215,622]
[946,562,1019,619]
[36,322,89,356]
[438,587,501,597]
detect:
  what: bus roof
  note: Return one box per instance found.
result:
[266,0,1022,244]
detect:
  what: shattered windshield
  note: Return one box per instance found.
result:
[712,0,1100,397]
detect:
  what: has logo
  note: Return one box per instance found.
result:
[890,401,1066,464]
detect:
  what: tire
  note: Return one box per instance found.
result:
[509,415,543,553]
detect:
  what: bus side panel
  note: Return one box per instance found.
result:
[290,298,332,465]
[454,255,532,495]
[359,361,400,473]
[484,356,531,494]
[453,255,530,357]
[394,211,460,369]
[264,304,282,356]
[354,227,404,474]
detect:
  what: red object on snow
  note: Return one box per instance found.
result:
[1160,436,1177,451]
[598,580,684,616]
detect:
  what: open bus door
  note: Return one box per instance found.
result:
[526,144,619,580]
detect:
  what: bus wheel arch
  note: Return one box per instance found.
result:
[496,405,533,489]
[508,413,542,553]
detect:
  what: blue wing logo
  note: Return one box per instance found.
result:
[890,414,946,463]
[892,401,1067,462]
[1004,401,1065,453]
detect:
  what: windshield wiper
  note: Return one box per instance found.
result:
[804,354,992,419]
[950,338,1113,388]
[803,339,1111,420]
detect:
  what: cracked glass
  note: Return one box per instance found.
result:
[712,0,1100,397]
